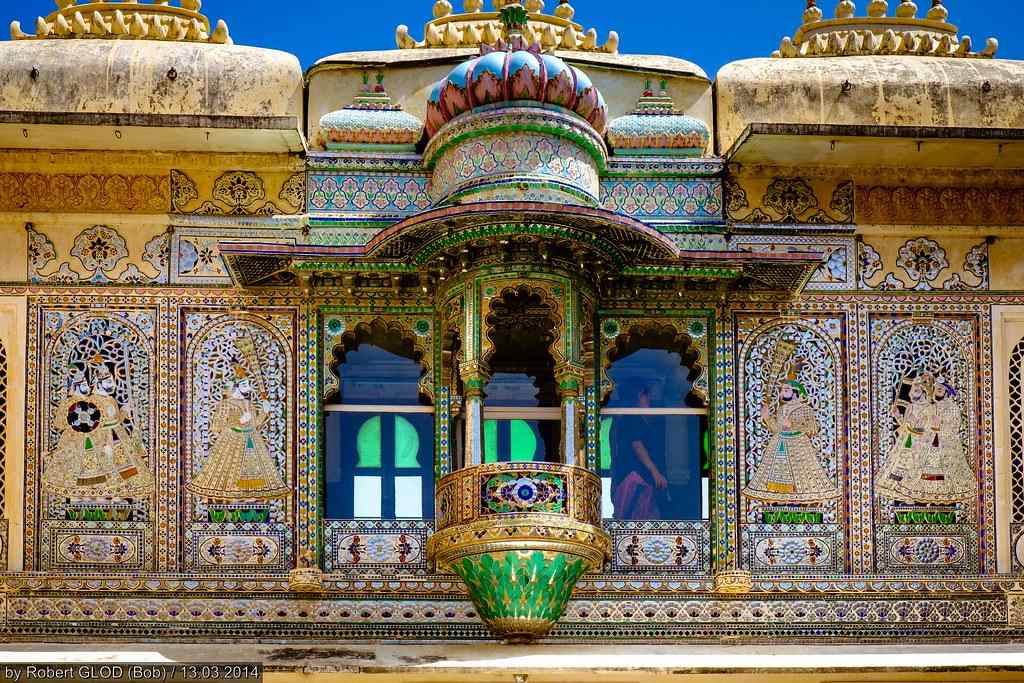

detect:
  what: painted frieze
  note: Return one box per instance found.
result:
[737,316,846,574]
[726,177,854,226]
[171,170,305,216]
[33,308,157,571]
[606,521,710,576]
[183,310,296,572]
[29,224,170,284]
[0,172,170,213]
[859,237,990,291]
[599,179,723,227]
[857,185,1024,226]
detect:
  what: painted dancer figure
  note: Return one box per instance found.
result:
[42,356,154,498]
[743,361,839,504]
[188,361,288,501]
[880,373,977,504]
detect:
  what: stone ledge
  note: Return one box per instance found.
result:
[1,643,1024,682]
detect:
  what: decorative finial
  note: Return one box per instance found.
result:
[395,0,617,52]
[895,0,917,17]
[773,0,995,58]
[499,2,529,37]
[926,0,948,21]
[10,0,230,43]
[867,0,888,17]
[803,0,823,23]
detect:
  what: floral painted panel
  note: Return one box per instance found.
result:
[599,179,723,225]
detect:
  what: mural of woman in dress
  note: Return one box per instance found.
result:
[878,372,977,504]
[743,358,840,504]
[41,354,155,498]
[187,361,289,501]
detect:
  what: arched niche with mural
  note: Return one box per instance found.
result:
[34,310,157,572]
[735,316,845,575]
[182,310,296,573]
[870,316,983,575]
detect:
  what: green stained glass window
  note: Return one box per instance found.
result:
[357,415,421,469]
[600,417,613,470]
[484,419,538,463]
[356,416,383,468]
[394,415,421,468]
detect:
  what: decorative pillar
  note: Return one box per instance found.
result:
[556,366,584,466]
[461,365,488,467]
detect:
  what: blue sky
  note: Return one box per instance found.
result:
[12,1,1021,78]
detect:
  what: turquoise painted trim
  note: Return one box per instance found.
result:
[654,224,728,234]
[611,148,705,158]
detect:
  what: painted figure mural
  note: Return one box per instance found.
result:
[188,360,288,501]
[41,310,157,505]
[743,339,839,504]
[877,372,978,504]
[42,357,154,498]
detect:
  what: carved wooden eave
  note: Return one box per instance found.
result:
[725,123,1024,170]
[220,201,822,294]
[219,243,822,297]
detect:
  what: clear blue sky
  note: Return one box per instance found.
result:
[13,1,1022,78]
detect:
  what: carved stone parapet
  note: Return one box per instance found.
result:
[427,462,609,642]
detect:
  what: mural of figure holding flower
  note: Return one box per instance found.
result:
[744,340,839,504]
[878,371,978,504]
[42,354,154,498]
[188,350,289,501]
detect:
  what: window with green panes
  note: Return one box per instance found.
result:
[325,341,434,520]
[601,347,709,521]
[482,372,560,463]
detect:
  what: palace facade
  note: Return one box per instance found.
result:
[2,0,1024,678]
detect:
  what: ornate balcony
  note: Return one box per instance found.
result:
[426,462,610,642]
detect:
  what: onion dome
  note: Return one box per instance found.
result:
[424,26,607,139]
[319,73,423,152]
[606,81,710,157]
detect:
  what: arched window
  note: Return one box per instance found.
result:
[325,323,434,520]
[482,287,561,463]
[601,326,709,521]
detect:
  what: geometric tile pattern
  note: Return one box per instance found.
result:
[606,521,711,575]
[323,520,433,575]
